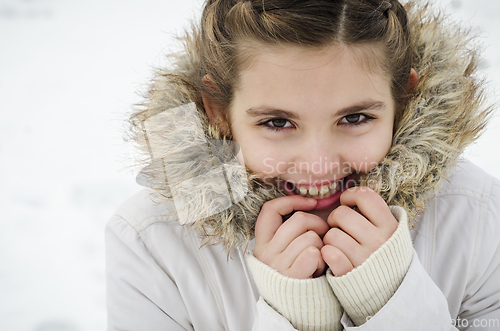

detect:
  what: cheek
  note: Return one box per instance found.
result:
[343,128,393,173]
[236,135,287,176]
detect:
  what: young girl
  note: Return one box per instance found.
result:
[106,0,500,330]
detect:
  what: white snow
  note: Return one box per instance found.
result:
[0,0,498,330]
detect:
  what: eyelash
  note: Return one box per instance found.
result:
[259,118,295,131]
[338,113,375,126]
[259,113,375,132]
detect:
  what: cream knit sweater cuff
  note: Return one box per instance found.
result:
[247,254,343,331]
[326,205,414,326]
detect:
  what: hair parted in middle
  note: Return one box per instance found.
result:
[196,0,412,132]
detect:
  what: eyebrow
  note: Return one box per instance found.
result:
[334,101,386,118]
[246,107,301,120]
[246,101,386,119]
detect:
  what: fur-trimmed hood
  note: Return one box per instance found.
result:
[127,1,492,252]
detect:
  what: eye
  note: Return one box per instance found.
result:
[261,118,295,130]
[339,113,373,125]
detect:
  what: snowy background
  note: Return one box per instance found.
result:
[0,0,498,330]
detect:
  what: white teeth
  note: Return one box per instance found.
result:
[308,186,319,196]
[319,185,329,195]
[293,180,344,199]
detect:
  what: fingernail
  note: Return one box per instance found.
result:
[306,198,317,204]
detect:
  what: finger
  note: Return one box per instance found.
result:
[254,195,317,246]
[340,186,395,229]
[323,227,367,267]
[327,205,375,245]
[288,246,325,279]
[321,245,354,277]
[270,211,329,253]
[275,230,324,271]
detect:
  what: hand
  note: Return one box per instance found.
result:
[253,195,330,279]
[321,187,398,276]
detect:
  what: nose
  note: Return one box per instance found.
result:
[294,132,341,177]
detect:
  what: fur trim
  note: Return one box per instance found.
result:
[127,1,492,251]
[361,2,491,223]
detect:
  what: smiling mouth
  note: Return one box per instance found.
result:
[282,178,348,200]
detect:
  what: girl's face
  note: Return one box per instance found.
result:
[229,44,395,220]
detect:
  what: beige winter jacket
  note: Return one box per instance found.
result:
[106,160,500,330]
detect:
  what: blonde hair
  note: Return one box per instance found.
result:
[131,0,413,135]
[197,0,413,123]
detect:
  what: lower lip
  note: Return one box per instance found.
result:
[281,176,354,211]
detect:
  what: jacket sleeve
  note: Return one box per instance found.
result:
[337,248,499,330]
[351,175,500,331]
[336,251,460,330]
[455,177,500,331]
[326,206,461,330]
[105,214,191,331]
[457,242,500,331]
[252,297,303,330]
